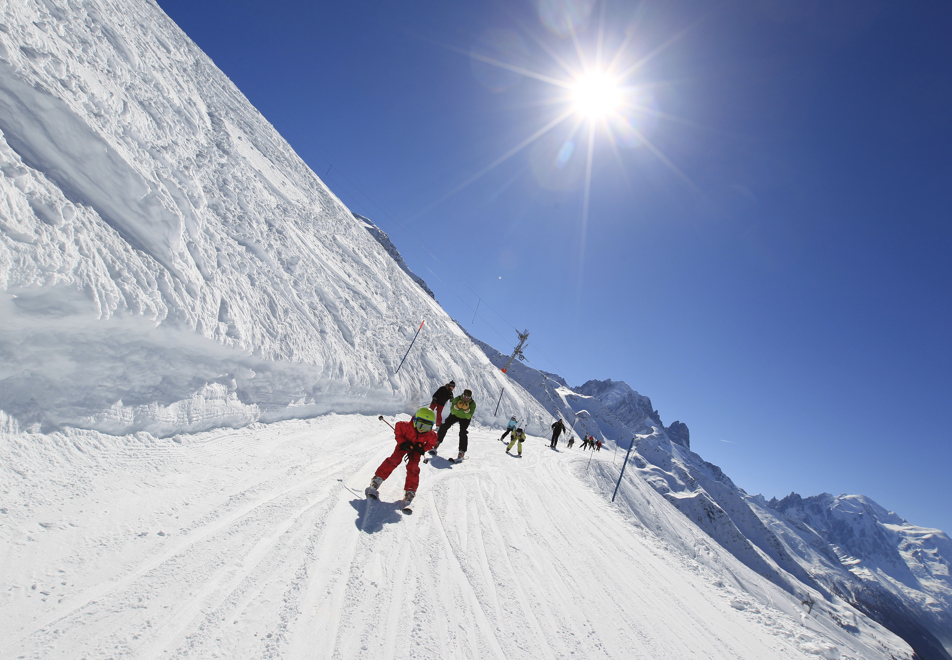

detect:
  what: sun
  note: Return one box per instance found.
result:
[421,8,699,221]
[570,70,623,120]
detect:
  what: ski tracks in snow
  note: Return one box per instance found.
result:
[2,415,881,659]
[1,416,389,659]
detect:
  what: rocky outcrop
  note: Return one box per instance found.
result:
[575,379,661,433]
[666,420,690,449]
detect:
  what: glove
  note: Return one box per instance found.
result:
[411,442,426,455]
[398,441,412,452]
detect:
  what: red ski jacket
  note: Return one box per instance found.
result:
[394,420,438,456]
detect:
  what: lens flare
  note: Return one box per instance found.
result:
[538,0,596,37]
[571,71,622,119]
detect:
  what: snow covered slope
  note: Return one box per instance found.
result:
[0,415,915,659]
[475,338,952,659]
[755,493,952,660]
[0,0,550,436]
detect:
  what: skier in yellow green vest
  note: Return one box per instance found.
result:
[431,389,475,462]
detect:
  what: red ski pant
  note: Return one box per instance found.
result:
[429,402,444,426]
[374,447,423,492]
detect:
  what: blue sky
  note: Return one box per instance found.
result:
[156,0,952,534]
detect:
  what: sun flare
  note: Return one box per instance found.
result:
[571,70,622,119]
[427,9,698,222]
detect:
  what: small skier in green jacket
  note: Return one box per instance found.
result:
[432,389,476,462]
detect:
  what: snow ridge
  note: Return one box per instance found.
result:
[355,212,436,300]
[0,0,551,436]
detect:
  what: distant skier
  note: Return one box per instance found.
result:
[506,427,527,457]
[433,388,476,462]
[500,416,517,442]
[567,437,575,449]
[595,439,602,452]
[366,407,438,510]
[429,380,455,427]
[550,418,566,448]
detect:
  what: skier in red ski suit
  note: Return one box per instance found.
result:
[371,411,439,496]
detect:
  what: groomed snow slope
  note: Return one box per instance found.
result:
[0,414,912,659]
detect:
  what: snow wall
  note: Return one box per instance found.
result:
[0,0,551,437]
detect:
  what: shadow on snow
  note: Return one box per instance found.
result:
[351,498,404,533]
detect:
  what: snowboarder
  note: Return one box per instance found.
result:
[429,380,455,428]
[567,437,575,449]
[500,416,517,442]
[506,427,527,457]
[432,389,476,462]
[366,407,438,510]
[550,418,566,448]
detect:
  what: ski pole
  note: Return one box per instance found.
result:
[394,320,425,375]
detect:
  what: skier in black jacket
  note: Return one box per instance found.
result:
[550,419,566,448]
[429,380,455,427]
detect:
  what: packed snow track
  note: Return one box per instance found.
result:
[0,415,890,659]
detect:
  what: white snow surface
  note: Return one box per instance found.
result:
[0,0,550,437]
[0,413,913,659]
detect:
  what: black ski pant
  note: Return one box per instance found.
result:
[501,428,513,441]
[550,429,562,448]
[437,414,471,453]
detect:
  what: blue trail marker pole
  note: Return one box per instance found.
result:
[394,320,425,375]
[612,437,636,502]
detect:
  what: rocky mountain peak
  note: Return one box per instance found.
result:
[575,378,662,432]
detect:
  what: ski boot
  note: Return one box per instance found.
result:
[365,475,383,499]
[449,451,465,464]
[400,490,416,513]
